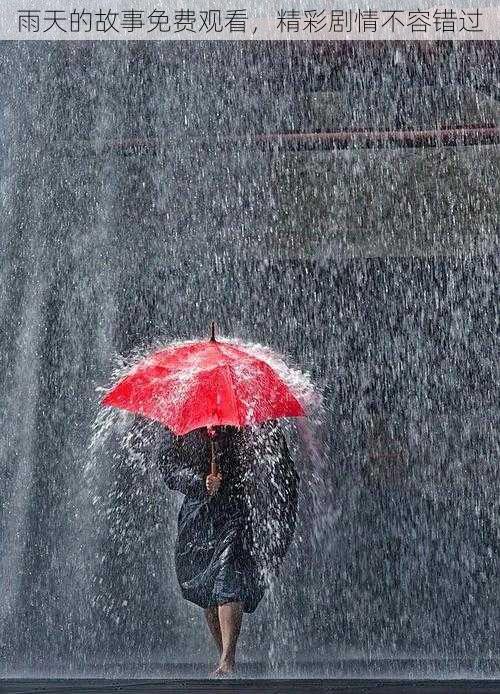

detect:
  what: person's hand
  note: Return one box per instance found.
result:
[206,472,222,495]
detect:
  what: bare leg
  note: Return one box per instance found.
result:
[212,601,243,675]
[204,606,223,659]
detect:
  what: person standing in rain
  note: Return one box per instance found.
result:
[156,421,299,678]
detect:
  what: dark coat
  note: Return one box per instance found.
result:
[156,424,299,614]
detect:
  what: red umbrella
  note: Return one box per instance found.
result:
[101,323,305,475]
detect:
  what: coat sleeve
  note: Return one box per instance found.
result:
[157,433,208,500]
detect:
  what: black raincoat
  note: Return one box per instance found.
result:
[156,424,299,614]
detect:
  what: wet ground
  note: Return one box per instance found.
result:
[2,678,500,694]
[4,657,500,693]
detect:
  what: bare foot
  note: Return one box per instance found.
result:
[209,660,236,678]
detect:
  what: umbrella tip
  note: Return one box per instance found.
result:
[210,321,216,341]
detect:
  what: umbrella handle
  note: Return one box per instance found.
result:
[210,440,219,476]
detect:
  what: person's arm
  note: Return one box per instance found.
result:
[157,433,208,500]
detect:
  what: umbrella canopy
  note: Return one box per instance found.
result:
[101,325,305,436]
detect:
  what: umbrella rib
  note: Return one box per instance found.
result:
[210,340,242,426]
[221,362,242,426]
